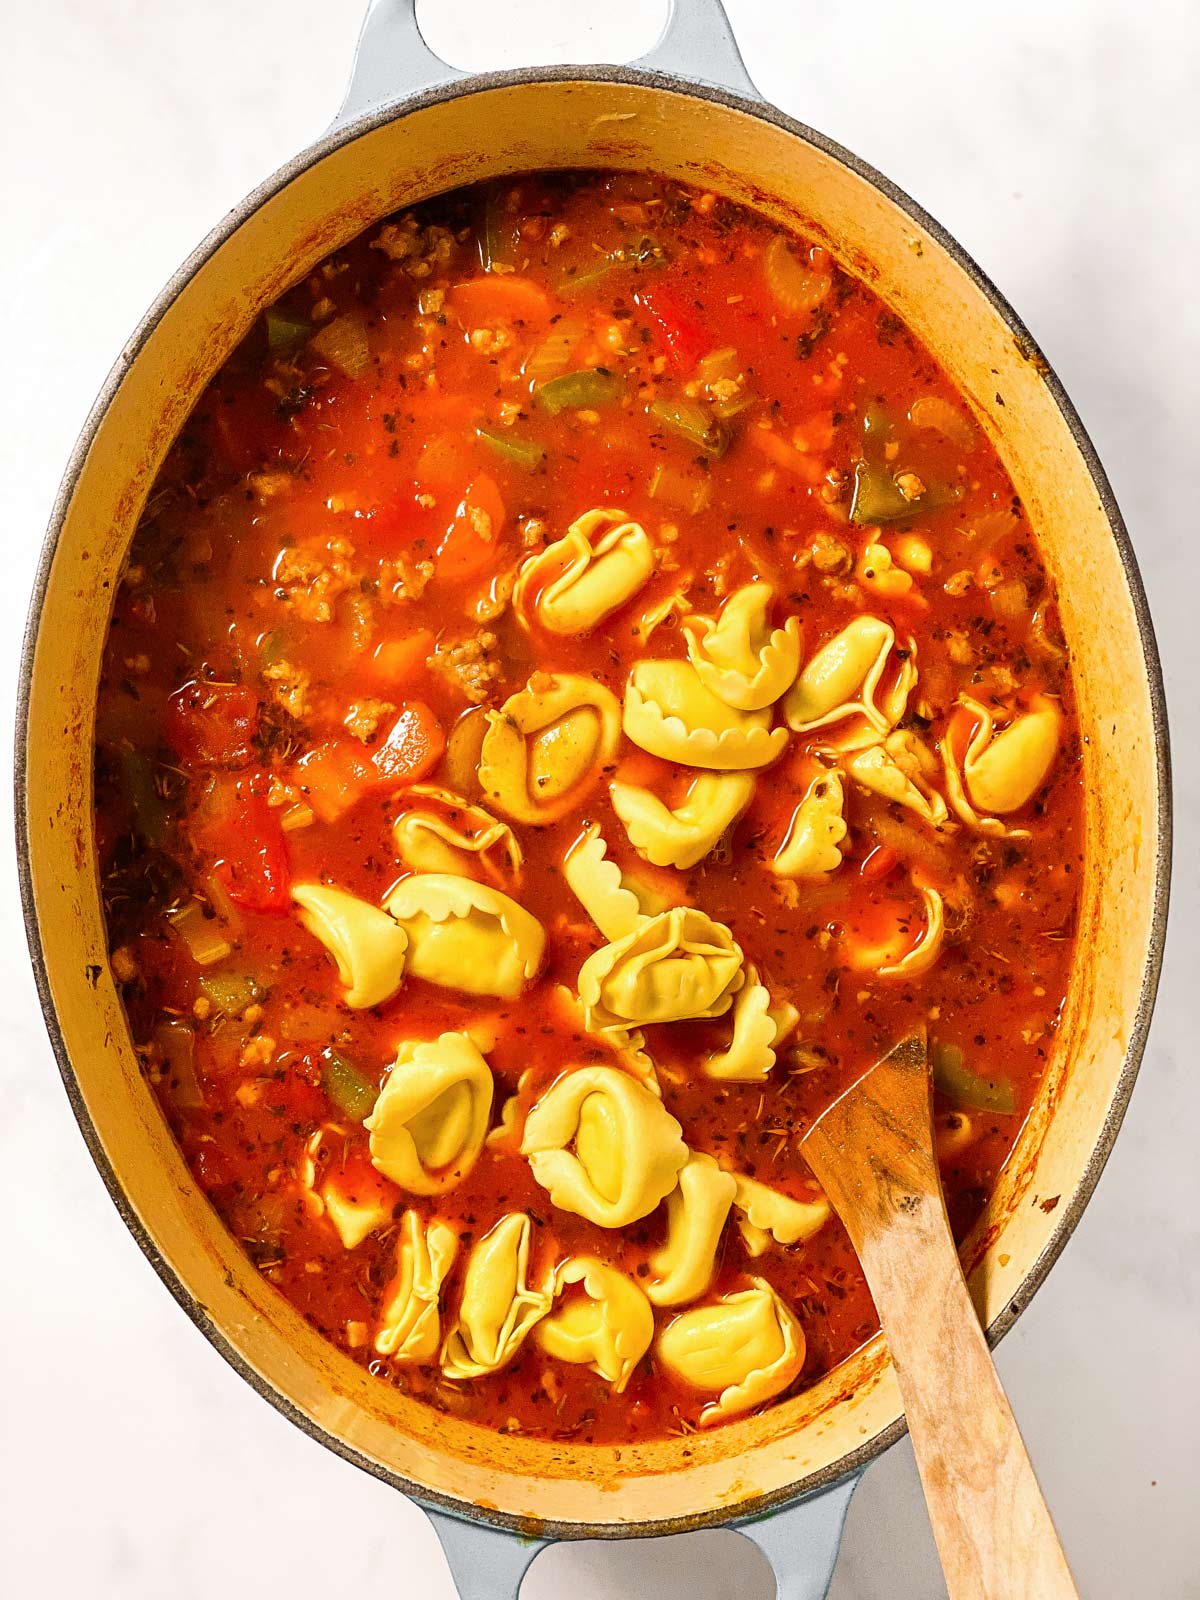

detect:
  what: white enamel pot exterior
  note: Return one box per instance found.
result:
[16,2,1170,1596]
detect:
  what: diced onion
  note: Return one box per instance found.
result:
[155,1020,205,1110]
[167,900,232,967]
[989,578,1028,619]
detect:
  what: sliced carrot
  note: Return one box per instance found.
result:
[293,742,375,823]
[859,844,900,882]
[946,703,980,765]
[373,701,446,784]
[449,275,553,327]
[368,629,435,687]
[749,427,826,483]
[435,474,507,582]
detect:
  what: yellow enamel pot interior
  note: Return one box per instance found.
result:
[19,73,1168,1535]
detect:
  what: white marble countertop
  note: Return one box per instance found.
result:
[3,2,1196,1595]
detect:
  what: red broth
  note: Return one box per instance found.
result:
[94,172,1081,1444]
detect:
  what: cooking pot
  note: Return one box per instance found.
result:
[16,1,1171,1594]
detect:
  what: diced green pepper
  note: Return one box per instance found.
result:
[476,426,547,471]
[648,397,729,459]
[265,308,311,357]
[119,750,165,848]
[932,1041,1016,1114]
[648,463,711,515]
[322,1051,378,1122]
[535,368,623,415]
[850,459,920,525]
[198,971,261,1017]
[477,183,514,273]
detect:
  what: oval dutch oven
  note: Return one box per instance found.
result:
[16,2,1171,1594]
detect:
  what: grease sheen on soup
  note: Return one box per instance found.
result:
[94,172,1082,1444]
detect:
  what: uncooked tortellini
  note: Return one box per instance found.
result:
[383,873,544,999]
[682,582,802,711]
[520,1064,688,1227]
[577,906,744,1032]
[732,1174,831,1250]
[609,771,756,870]
[845,730,949,828]
[940,695,1061,835]
[374,1210,459,1360]
[393,785,522,883]
[770,771,847,879]
[647,1153,737,1307]
[441,1213,553,1379]
[783,617,916,750]
[623,659,788,771]
[703,967,797,1081]
[656,1279,806,1425]
[514,508,654,634]
[479,673,622,823]
[536,1257,654,1392]
[366,1031,493,1194]
[292,883,409,1009]
[564,824,679,941]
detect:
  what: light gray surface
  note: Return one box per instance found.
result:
[2,2,1197,1596]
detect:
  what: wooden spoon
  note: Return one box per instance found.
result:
[800,1033,1079,1600]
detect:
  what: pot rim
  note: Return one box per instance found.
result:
[15,63,1172,1541]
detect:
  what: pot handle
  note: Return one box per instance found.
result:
[422,1474,859,1599]
[336,0,759,126]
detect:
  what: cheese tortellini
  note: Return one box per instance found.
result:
[940,695,1062,835]
[681,581,802,710]
[292,883,409,1010]
[374,1210,459,1361]
[703,967,797,1081]
[366,1031,493,1194]
[783,617,916,750]
[479,673,622,824]
[609,770,756,870]
[441,1213,553,1380]
[514,508,654,634]
[845,730,949,829]
[521,1065,688,1227]
[656,1280,806,1425]
[770,771,848,879]
[383,873,545,999]
[564,824,679,942]
[732,1174,831,1249]
[623,659,788,771]
[647,1153,736,1307]
[535,1257,655,1392]
[577,906,745,1032]
[845,881,946,980]
[393,785,522,884]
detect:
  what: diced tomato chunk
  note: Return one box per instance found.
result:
[435,474,507,581]
[211,783,291,913]
[372,701,446,784]
[165,680,259,767]
[637,282,708,369]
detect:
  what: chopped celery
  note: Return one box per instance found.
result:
[198,971,261,1017]
[521,319,586,383]
[558,236,663,297]
[167,900,232,967]
[648,397,729,459]
[265,308,310,356]
[477,183,514,273]
[648,463,711,515]
[308,315,370,379]
[119,750,165,848]
[477,426,547,471]
[535,368,623,415]
[322,1051,379,1122]
[932,1041,1016,1114]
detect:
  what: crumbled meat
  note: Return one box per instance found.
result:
[431,632,502,704]
[468,327,513,356]
[274,537,358,622]
[344,697,396,744]
[262,659,312,720]
[240,1034,277,1070]
[370,215,455,279]
[944,628,977,666]
[810,531,852,575]
[520,517,548,550]
[379,556,435,604]
[896,471,926,502]
[248,471,293,501]
[944,569,974,597]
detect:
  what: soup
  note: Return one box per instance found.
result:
[94,171,1081,1445]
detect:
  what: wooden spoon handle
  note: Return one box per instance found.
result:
[802,1040,1078,1600]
